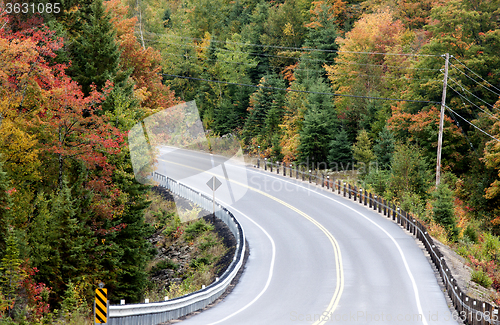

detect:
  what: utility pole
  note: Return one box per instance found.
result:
[436,53,449,187]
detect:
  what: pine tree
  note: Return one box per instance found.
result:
[374,128,395,169]
[298,82,338,165]
[352,130,375,175]
[0,157,11,256]
[432,183,459,241]
[109,160,154,303]
[68,0,122,95]
[0,228,24,318]
[328,129,352,170]
[242,74,285,146]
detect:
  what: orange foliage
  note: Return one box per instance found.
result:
[105,0,179,113]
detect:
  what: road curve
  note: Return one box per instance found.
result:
[155,147,458,325]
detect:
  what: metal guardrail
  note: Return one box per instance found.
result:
[255,158,500,325]
[108,172,246,325]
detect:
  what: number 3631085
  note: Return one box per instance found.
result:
[4,2,61,14]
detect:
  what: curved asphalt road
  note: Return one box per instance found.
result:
[155,146,458,325]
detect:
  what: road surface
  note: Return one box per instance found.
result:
[155,146,458,325]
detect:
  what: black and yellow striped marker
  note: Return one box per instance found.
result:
[95,288,107,324]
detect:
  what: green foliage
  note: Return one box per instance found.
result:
[328,128,352,169]
[352,130,375,176]
[0,157,11,256]
[432,183,459,241]
[464,225,478,243]
[471,269,493,288]
[374,128,395,169]
[150,259,179,274]
[0,228,24,318]
[388,143,431,200]
[68,0,122,95]
[184,219,214,241]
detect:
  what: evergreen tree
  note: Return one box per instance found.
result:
[0,157,11,256]
[242,74,285,146]
[374,128,395,169]
[352,130,375,175]
[108,157,154,303]
[432,182,459,241]
[328,128,352,170]
[0,228,24,318]
[68,0,122,96]
[298,81,338,165]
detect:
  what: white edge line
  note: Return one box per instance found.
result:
[243,167,430,325]
[203,198,276,325]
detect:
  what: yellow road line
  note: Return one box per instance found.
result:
[157,158,343,324]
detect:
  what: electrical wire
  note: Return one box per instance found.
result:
[148,38,442,71]
[445,105,500,142]
[447,84,500,122]
[162,73,440,104]
[446,106,479,156]
[161,52,437,82]
[448,76,497,111]
[146,32,442,57]
[449,63,500,98]
[451,56,500,94]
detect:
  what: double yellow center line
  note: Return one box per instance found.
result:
[158,158,343,324]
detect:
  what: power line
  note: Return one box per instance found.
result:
[451,56,500,94]
[446,107,479,157]
[149,38,441,71]
[148,32,441,57]
[447,84,500,122]
[161,52,436,82]
[448,76,497,111]
[449,63,500,98]
[445,105,500,142]
[161,73,440,104]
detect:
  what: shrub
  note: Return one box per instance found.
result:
[471,269,493,288]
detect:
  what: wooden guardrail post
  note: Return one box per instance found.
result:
[348,184,351,199]
[353,186,357,202]
[326,176,330,189]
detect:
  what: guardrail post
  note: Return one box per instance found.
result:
[257,158,260,168]
[369,193,372,208]
[383,199,387,216]
[343,182,346,197]
[326,176,330,189]
[353,186,357,202]
[392,203,396,220]
[397,207,401,224]
[270,162,273,173]
[364,190,367,206]
[283,162,286,176]
[309,170,312,183]
[374,195,378,210]
[321,174,324,188]
[277,162,280,174]
[378,197,382,213]
[348,184,351,199]
[296,165,299,179]
[264,158,267,171]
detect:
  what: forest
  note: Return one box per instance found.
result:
[0,0,500,322]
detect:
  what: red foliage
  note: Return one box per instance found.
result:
[20,263,51,319]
